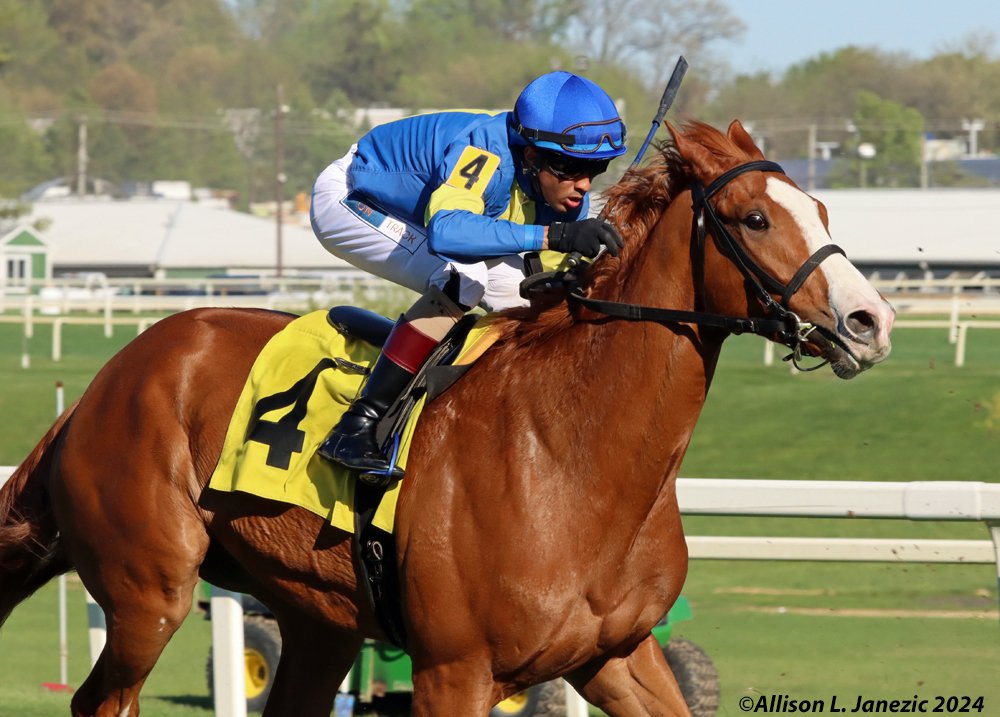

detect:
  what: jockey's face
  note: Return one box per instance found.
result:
[525,146,601,214]
[539,165,590,213]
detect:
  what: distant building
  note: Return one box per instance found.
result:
[812,189,1000,278]
[0,224,50,293]
[23,197,350,279]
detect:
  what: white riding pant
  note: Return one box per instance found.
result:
[310,147,529,312]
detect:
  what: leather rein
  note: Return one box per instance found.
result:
[569,160,846,369]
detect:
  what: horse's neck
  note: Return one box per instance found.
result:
[500,204,723,506]
[592,215,718,467]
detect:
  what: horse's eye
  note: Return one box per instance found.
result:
[743,212,768,232]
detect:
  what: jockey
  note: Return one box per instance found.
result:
[310,70,627,479]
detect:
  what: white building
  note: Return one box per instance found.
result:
[812,189,1000,275]
[25,197,348,279]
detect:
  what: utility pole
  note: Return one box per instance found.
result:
[274,84,288,278]
[920,134,929,189]
[76,117,88,196]
[807,124,817,192]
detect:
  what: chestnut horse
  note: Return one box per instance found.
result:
[0,120,893,717]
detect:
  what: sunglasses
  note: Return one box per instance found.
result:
[538,150,611,181]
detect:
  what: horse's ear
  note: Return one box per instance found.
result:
[667,121,725,184]
[727,120,765,160]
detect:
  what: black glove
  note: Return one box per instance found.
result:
[547,219,623,258]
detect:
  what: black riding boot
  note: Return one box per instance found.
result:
[318,319,440,480]
[317,354,414,478]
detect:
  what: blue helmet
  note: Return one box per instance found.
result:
[513,71,627,160]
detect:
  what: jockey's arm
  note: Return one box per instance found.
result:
[425,195,544,262]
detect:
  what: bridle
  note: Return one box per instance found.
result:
[568,160,847,369]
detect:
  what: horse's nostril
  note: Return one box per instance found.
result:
[845,310,876,340]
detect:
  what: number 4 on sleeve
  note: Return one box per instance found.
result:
[445,146,500,195]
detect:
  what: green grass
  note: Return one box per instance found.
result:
[672,596,1000,713]
[1,313,998,715]
[682,328,1000,482]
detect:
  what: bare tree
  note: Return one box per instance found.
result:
[569,0,745,85]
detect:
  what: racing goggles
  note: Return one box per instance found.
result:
[538,149,610,181]
[516,114,626,155]
[556,117,627,154]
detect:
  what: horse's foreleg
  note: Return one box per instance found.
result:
[261,612,363,717]
[410,662,497,717]
[568,635,691,717]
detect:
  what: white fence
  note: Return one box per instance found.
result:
[6,276,1000,368]
[679,478,1000,571]
[0,272,407,318]
[1,273,999,321]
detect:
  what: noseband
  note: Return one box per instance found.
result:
[569,160,846,368]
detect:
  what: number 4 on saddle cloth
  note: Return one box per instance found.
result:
[208,307,490,536]
[208,307,489,646]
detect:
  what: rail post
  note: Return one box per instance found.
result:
[211,587,247,717]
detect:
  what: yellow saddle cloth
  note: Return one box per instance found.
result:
[208,310,498,533]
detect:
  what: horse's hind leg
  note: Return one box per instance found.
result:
[67,542,204,717]
[67,562,203,717]
[51,469,208,717]
[568,635,691,717]
[262,610,363,717]
[70,589,195,717]
[410,662,498,717]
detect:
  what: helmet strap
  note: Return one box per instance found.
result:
[519,147,551,208]
[513,109,576,146]
[522,147,540,177]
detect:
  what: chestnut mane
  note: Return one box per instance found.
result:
[491,120,753,352]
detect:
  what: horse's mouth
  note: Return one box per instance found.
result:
[805,325,865,379]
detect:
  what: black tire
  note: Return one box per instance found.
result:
[491,680,566,717]
[367,692,413,717]
[664,638,720,717]
[206,616,283,713]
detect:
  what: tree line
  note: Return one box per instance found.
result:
[1,0,998,204]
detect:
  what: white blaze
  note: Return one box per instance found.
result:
[765,177,884,316]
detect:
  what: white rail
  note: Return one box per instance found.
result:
[677,478,1000,520]
[675,478,1000,608]
[7,294,1000,368]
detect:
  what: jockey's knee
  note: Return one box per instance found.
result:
[405,284,466,323]
[429,265,487,313]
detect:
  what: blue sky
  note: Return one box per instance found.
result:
[724,1,1000,73]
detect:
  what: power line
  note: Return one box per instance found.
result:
[1,110,352,137]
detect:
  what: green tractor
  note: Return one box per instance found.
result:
[205,594,719,716]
